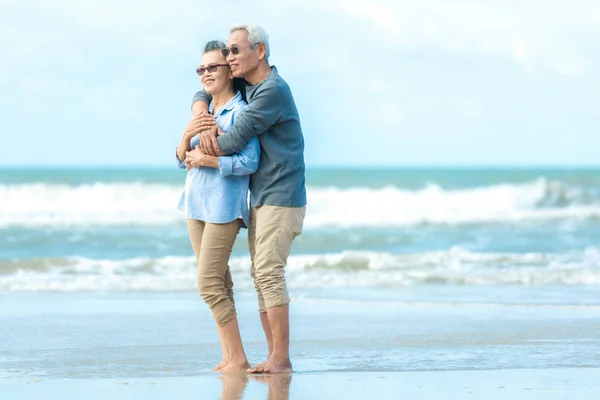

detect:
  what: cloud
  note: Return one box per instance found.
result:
[335,0,599,76]
[14,74,139,116]
[83,87,140,117]
[341,0,402,36]
[0,66,8,87]
[512,38,527,63]
[1,0,599,166]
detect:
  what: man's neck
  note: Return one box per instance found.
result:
[244,62,272,86]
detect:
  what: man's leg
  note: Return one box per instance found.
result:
[248,206,305,374]
[263,303,290,371]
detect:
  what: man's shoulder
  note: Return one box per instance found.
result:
[256,68,291,94]
[270,67,292,94]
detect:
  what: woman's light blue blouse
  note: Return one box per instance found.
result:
[177,91,260,228]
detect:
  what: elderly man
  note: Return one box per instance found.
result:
[190,24,306,374]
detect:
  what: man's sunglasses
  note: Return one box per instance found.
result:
[196,64,229,76]
[221,43,261,57]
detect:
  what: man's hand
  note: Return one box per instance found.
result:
[183,113,206,139]
[200,124,224,156]
[198,114,217,154]
[196,113,218,131]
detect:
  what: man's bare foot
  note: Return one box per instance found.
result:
[247,360,268,373]
[248,357,292,374]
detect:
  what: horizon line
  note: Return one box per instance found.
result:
[1,164,600,170]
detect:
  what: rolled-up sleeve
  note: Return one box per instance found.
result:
[191,90,212,110]
[217,138,260,177]
[175,148,186,169]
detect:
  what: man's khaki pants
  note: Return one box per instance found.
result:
[248,205,306,312]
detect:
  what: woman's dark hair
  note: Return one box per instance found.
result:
[203,40,226,53]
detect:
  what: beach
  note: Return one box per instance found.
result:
[4,370,600,399]
[1,167,600,398]
[2,291,600,398]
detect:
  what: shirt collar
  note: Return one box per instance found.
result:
[209,90,242,117]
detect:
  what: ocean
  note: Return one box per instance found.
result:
[1,167,600,387]
[1,167,599,293]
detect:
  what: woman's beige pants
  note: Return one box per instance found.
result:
[187,219,242,327]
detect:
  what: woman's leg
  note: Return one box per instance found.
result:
[186,219,205,259]
[188,219,232,370]
[224,265,235,308]
[187,219,230,370]
[197,219,248,372]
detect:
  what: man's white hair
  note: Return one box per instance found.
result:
[230,23,270,60]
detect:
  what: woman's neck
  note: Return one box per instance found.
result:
[211,89,236,115]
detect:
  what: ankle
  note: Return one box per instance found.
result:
[228,354,249,364]
[269,353,290,362]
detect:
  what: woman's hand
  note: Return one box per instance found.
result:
[184,146,207,168]
[184,145,219,169]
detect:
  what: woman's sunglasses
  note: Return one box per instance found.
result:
[196,64,229,76]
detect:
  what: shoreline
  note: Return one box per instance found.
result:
[3,369,599,399]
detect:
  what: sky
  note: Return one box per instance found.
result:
[1,0,599,167]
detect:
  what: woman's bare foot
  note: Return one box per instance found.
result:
[213,359,227,372]
[248,356,292,374]
[219,358,251,374]
[219,361,250,374]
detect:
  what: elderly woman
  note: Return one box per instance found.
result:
[176,40,260,373]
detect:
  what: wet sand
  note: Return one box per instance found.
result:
[3,369,600,399]
[2,291,600,399]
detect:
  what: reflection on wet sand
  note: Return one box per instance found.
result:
[219,374,248,400]
[218,373,293,400]
[251,375,292,400]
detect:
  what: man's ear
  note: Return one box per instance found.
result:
[257,43,267,60]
